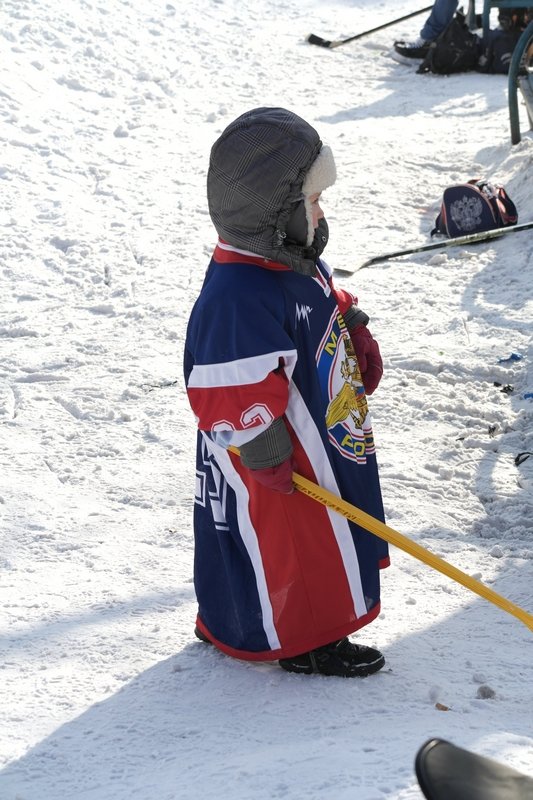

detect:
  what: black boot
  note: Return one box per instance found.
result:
[194,626,212,644]
[279,637,385,677]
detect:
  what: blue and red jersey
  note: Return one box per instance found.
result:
[183,241,389,661]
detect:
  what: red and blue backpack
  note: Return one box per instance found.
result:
[432,180,518,238]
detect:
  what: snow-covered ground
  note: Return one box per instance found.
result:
[1,0,532,798]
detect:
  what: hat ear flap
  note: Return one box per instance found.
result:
[303,194,315,246]
[285,198,310,246]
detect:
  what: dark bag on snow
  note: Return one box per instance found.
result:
[479,28,522,73]
[478,8,530,74]
[432,180,518,237]
[417,12,481,75]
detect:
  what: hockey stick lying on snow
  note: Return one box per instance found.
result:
[307,5,432,49]
[359,220,533,269]
[228,447,533,632]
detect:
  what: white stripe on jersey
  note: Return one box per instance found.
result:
[203,434,281,651]
[188,350,298,388]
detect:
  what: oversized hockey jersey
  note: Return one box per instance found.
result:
[184,242,389,661]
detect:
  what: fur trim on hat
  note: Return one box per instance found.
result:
[302,145,337,197]
[301,145,336,245]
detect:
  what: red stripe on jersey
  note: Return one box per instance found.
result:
[229,441,367,653]
[332,286,357,316]
[214,241,291,271]
[188,369,290,431]
[195,603,381,661]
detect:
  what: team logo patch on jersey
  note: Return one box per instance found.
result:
[316,310,375,463]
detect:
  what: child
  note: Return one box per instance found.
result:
[183,107,389,677]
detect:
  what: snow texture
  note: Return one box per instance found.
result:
[0,0,532,798]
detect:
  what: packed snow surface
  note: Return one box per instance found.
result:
[0,0,532,798]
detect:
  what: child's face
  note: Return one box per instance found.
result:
[309,193,324,230]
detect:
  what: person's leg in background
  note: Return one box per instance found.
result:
[420,0,459,40]
[394,0,458,59]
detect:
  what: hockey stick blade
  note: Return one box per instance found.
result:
[306,33,336,48]
[307,5,432,49]
[359,221,533,269]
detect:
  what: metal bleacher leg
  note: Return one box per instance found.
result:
[483,0,492,40]
[466,0,477,30]
[507,19,533,144]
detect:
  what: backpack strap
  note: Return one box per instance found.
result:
[474,181,518,226]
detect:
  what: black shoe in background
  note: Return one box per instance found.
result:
[394,38,431,59]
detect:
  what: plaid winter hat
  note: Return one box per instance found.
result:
[207,107,335,275]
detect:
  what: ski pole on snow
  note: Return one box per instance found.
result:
[227,447,533,632]
[307,5,433,49]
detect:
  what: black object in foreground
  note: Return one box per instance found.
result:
[307,5,432,49]
[415,738,533,800]
[358,220,533,269]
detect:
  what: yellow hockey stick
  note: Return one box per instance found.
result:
[228,446,533,632]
